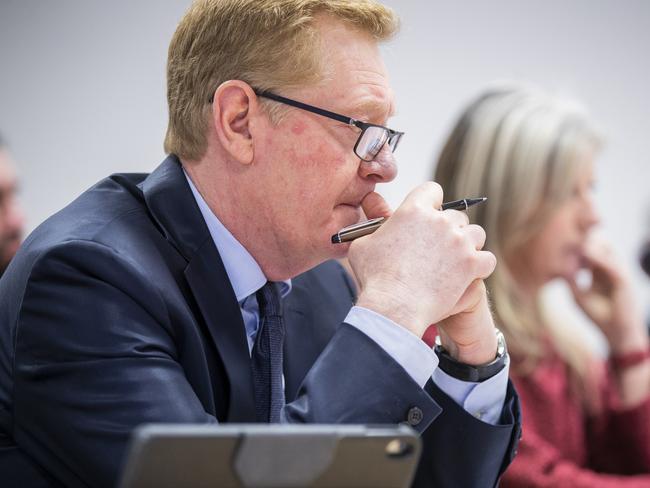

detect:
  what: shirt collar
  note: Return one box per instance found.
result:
[183,168,291,302]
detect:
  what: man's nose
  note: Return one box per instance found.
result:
[357,145,397,182]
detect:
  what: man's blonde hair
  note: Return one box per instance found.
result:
[434,84,602,384]
[164,0,399,161]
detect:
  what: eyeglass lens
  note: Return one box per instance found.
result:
[356,126,390,161]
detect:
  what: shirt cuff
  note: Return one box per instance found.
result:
[432,355,510,425]
[344,306,438,388]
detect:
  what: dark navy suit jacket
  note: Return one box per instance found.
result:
[0,156,520,487]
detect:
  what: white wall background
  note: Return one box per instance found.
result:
[1,1,649,326]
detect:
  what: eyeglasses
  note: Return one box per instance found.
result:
[255,90,404,162]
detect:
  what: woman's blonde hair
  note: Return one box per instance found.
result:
[164,0,399,161]
[434,84,602,381]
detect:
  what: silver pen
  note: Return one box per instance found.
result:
[331,197,487,244]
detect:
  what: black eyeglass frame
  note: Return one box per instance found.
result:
[255,90,404,162]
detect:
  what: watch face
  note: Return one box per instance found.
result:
[495,330,507,357]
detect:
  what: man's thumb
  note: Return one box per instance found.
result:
[361,191,392,219]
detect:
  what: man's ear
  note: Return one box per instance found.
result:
[210,81,258,165]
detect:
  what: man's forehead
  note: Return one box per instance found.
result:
[312,15,394,115]
[317,63,395,120]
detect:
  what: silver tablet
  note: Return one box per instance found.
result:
[118,423,421,488]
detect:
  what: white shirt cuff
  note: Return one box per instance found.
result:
[432,355,510,425]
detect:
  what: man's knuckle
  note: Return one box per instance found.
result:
[464,252,478,269]
[451,231,465,247]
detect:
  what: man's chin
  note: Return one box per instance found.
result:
[329,240,351,258]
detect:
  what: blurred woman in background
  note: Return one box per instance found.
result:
[434,85,650,486]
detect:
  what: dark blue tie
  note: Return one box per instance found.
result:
[252,281,285,423]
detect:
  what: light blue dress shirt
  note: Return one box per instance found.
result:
[184,171,509,425]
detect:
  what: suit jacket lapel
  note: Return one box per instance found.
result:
[282,274,329,401]
[141,155,256,422]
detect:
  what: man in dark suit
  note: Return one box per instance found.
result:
[0,1,520,487]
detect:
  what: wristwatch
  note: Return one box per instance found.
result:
[434,329,508,382]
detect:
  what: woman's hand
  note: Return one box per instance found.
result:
[568,238,648,355]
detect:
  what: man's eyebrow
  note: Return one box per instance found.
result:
[350,100,396,121]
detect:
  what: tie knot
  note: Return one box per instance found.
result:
[256,281,282,318]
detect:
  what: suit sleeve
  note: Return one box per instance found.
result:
[13,240,215,488]
[282,323,442,427]
[284,260,521,487]
[284,326,521,488]
[409,379,520,488]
